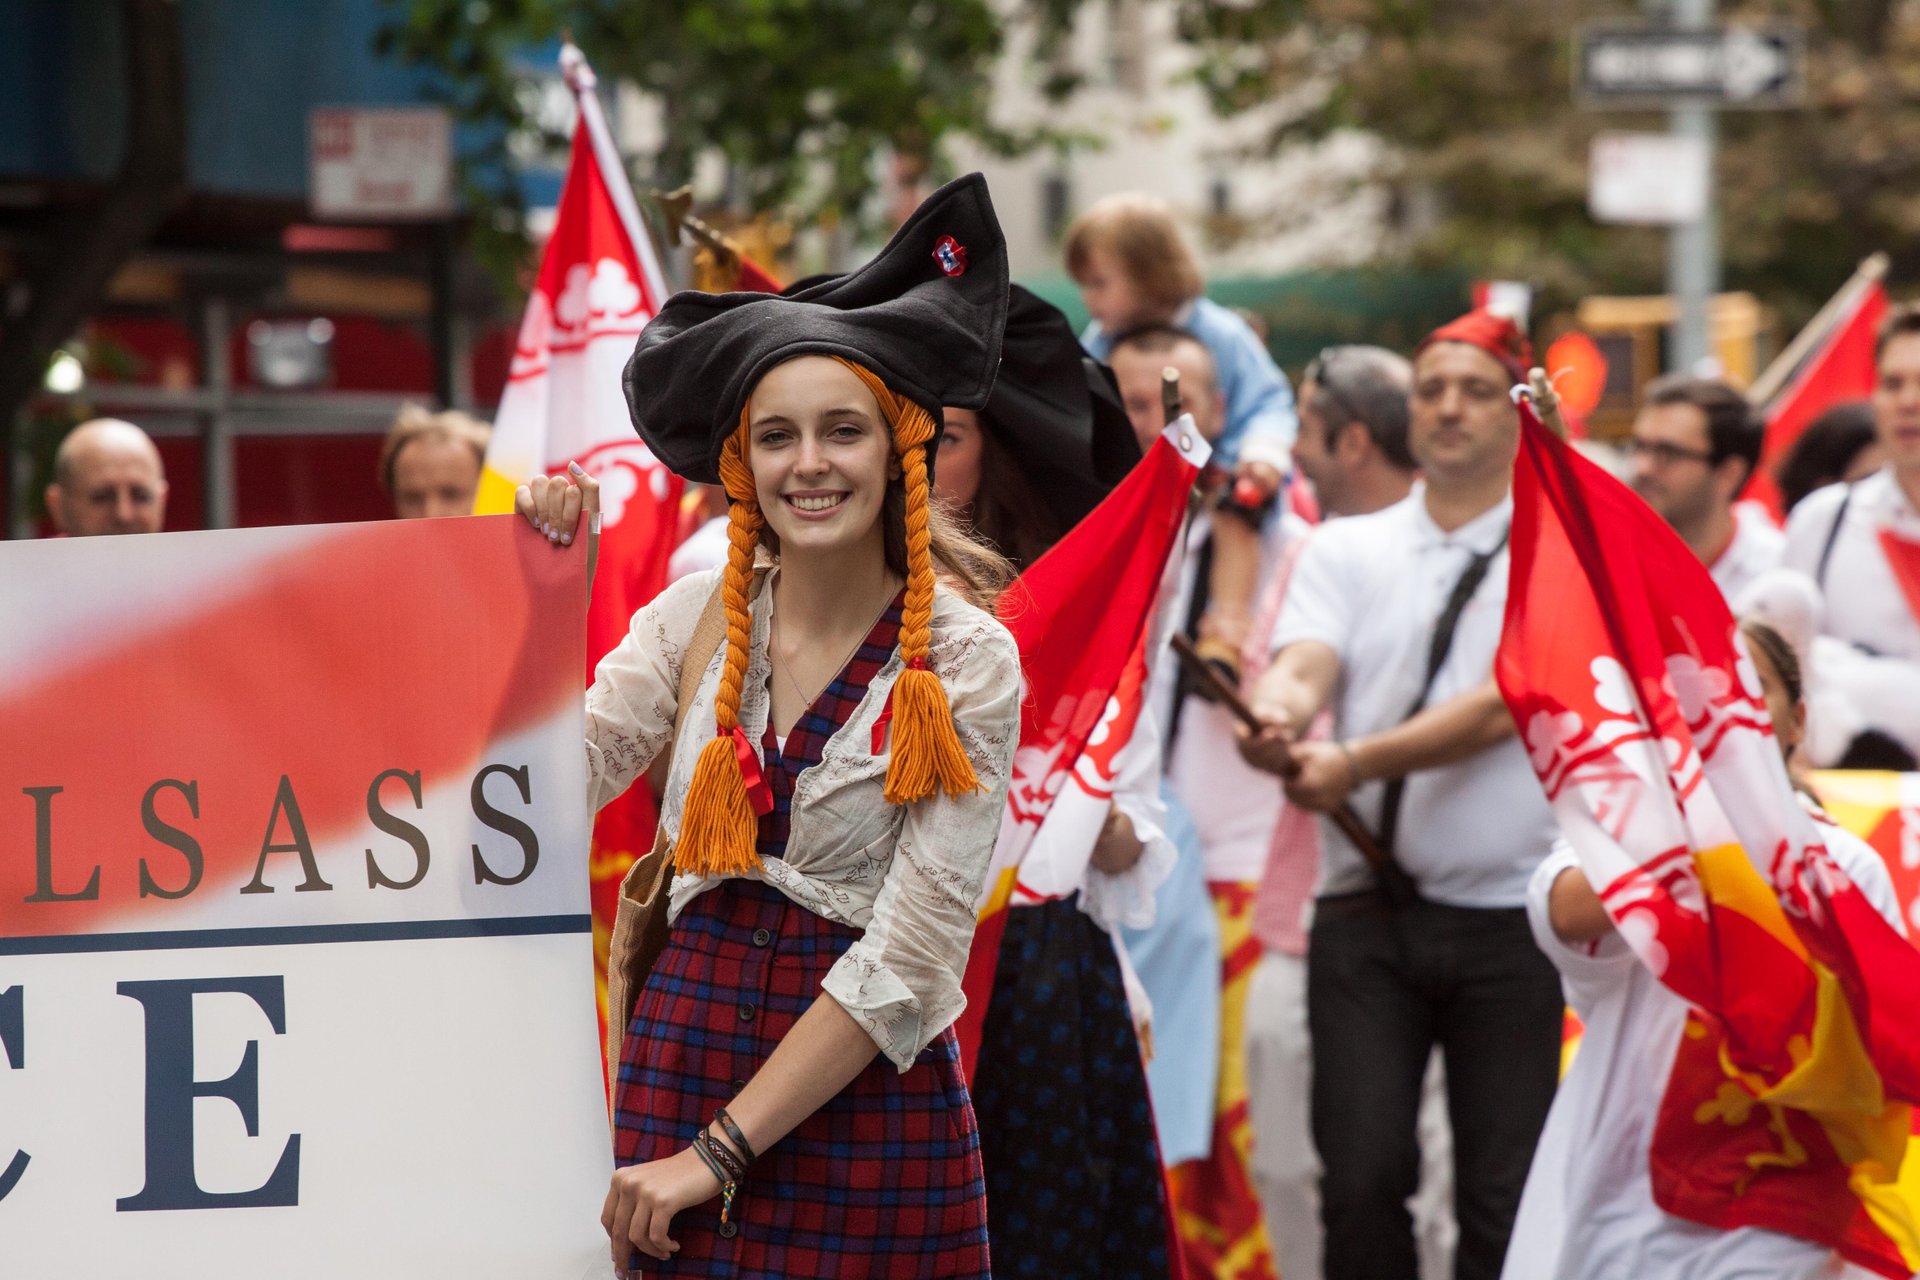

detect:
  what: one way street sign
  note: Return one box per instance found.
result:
[1575,24,1804,110]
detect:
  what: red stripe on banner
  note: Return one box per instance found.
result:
[0,516,585,937]
[1861,806,1920,926]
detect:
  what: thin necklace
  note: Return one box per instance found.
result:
[772,590,895,712]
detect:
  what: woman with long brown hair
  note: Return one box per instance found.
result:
[934,285,1176,1279]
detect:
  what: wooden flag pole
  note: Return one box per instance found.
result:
[1747,252,1889,410]
[1169,633,1397,880]
[1525,368,1570,440]
[653,186,749,270]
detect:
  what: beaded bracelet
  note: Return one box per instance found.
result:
[713,1107,758,1166]
[692,1133,740,1225]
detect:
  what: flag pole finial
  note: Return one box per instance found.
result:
[559,38,593,92]
[1519,367,1570,440]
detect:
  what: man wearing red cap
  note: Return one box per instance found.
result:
[1239,312,1564,1280]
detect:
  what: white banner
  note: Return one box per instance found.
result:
[0,516,610,1277]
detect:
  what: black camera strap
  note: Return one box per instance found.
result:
[1372,524,1510,858]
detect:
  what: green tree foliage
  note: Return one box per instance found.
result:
[1172,0,1920,321]
[377,0,1084,239]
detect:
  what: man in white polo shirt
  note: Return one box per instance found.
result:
[1627,374,1781,604]
[1239,310,1563,1280]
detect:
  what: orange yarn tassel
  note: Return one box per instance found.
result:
[883,659,982,804]
[673,733,763,877]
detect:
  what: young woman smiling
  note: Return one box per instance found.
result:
[520,177,1021,1278]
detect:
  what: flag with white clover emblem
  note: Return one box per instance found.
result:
[473,44,683,1059]
[1496,397,1920,1277]
[951,416,1210,1076]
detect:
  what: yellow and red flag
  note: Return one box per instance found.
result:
[951,417,1208,1076]
[473,44,683,1054]
[1497,397,1920,1276]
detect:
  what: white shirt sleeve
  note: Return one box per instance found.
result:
[1818,818,1909,937]
[1079,703,1179,933]
[1270,527,1356,656]
[821,619,1023,1070]
[1524,842,1638,1019]
[582,568,720,814]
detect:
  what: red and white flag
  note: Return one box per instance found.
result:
[1497,398,1920,1275]
[473,44,684,1046]
[1744,275,1887,520]
[952,418,1209,1072]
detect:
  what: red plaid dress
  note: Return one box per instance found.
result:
[612,593,991,1278]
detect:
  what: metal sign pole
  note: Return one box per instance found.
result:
[1668,0,1718,372]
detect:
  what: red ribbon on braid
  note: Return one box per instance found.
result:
[730,724,775,816]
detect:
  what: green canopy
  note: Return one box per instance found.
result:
[1016,268,1471,377]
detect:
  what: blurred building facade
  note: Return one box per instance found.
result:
[950,0,1391,281]
[0,0,549,536]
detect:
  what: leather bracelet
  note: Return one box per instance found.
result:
[695,1136,744,1189]
[692,1133,733,1186]
[714,1107,758,1166]
[1337,739,1364,788]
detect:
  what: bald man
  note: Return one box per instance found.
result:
[45,418,169,536]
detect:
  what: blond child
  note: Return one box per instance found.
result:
[1065,194,1296,483]
[1066,193,1298,673]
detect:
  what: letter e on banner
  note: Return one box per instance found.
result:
[116,977,301,1212]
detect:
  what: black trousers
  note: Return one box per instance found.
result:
[1307,889,1562,1280]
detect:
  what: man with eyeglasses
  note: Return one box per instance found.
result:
[1288,346,1420,519]
[1625,375,1779,603]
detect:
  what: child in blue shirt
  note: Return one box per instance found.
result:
[1065,194,1298,681]
[1066,194,1297,485]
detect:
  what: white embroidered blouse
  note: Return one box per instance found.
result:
[584,566,1022,1071]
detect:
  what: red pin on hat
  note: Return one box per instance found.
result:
[933,234,967,277]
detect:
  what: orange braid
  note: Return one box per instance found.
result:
[672,416,765,877]
[711,425,761,734]
[832,359,983,803]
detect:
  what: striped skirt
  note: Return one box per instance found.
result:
[612,877,991,1278]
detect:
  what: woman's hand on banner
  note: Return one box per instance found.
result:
[516,462,601,601]
[602,1148,720,1268]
